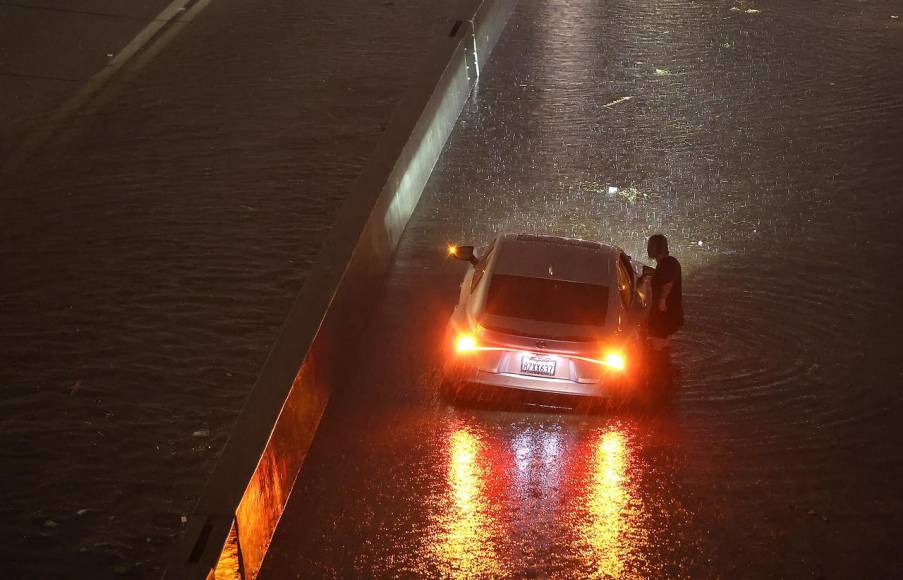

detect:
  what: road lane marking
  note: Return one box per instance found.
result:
[0,0,214,178]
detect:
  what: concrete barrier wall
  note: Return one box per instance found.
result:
[164,1,515,578]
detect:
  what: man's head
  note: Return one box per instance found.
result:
[647,234,669,261]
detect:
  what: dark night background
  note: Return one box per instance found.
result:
[2,0,902,577]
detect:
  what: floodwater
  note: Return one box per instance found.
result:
[0,0,451,576]
[260,0,903,577]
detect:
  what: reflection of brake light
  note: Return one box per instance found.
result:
[456,334,477,353]
[602,351,625,371]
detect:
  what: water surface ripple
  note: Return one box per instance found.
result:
[261,0,903,577]
[0,0,449,576]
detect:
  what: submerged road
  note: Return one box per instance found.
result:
[260,0,903,577]
[0,0,453,576]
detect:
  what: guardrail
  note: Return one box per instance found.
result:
[163,1,515,577]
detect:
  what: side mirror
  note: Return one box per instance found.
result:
[448,244,478,265]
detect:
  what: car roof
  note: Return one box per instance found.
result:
[491,233,618,285]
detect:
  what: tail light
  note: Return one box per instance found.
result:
[455,334,477,353]
[602,351,626,371]
[453,332,627,372]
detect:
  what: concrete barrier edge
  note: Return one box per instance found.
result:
[164,0,515,578]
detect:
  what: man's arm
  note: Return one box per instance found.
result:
[655,258,677,312]
[658,282,673,312]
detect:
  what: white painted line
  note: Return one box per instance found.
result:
[0,0,214,178]
[111,0,216,90]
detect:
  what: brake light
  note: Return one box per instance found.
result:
[602,351,626,370]
[455,334,477,353]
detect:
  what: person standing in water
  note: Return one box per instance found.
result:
[643,234,683,379]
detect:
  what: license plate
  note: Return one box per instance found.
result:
[521,356,556,377]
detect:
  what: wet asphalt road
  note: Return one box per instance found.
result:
[260,0,903,577]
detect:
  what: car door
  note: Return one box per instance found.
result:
[458,239,496,305]
[616,254,634,311]
[617,252,649,331]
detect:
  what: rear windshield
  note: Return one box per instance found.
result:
[485,274,609,326]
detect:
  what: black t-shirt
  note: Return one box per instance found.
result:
[651,255,683,328]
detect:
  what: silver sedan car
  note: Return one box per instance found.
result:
[442,233,650,402]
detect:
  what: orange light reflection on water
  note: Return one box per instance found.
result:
[433,428,503,578]
[213,521,242,580]
[582,429,643,578]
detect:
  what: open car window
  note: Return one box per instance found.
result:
[616,257,633,308]
[470,241,496,291]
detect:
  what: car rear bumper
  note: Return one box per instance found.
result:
[475,370,611,397]
[447,361,631,399]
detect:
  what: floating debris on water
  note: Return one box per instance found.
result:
[608,186,619,195]
[602,95,634,108]
[619,186,644,202]
[730,2,760,12]
[655,68,672,76]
